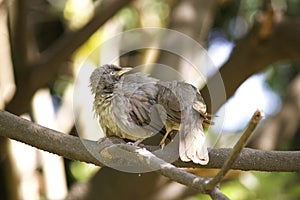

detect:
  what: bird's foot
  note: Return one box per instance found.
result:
[159,141,165,149]
[159,130,173,149]
[127,139,144,146]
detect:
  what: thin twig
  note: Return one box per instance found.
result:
[204,110,264,191]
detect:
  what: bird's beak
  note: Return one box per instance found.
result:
[116,67,133,77]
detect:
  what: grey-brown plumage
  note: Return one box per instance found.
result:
[90,64,212,165]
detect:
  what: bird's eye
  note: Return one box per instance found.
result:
[110,71,116,76]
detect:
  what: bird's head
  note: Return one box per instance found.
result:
[90,64,132,94]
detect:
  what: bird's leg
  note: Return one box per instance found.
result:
[127,138,145,146]
[159,127,173,148]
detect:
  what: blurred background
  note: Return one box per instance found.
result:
[0,0,299,199]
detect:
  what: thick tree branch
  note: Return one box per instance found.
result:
[175,148,300,172]
[1,110,300,172]
[1,109,300,199]
[0,110,225,198]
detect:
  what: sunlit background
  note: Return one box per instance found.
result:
[1,0,300,199]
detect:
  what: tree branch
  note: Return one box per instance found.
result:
[2,109,300,199]
[1,110,300,172]
[0,110,225,198]
[175,148,300,172]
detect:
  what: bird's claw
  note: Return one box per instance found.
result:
[127,139,144,146]
[159,140,166,149]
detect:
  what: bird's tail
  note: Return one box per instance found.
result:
[179,111,209,165]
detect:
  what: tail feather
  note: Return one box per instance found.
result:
[179,112,209,165]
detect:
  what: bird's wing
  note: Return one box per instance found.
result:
[111,74,164,138]
[157,81,213,126]
[156,82,182,124]
[157,81,210,164]
[128,84,164,132]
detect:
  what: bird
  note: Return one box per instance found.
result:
[89,64,213,165]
